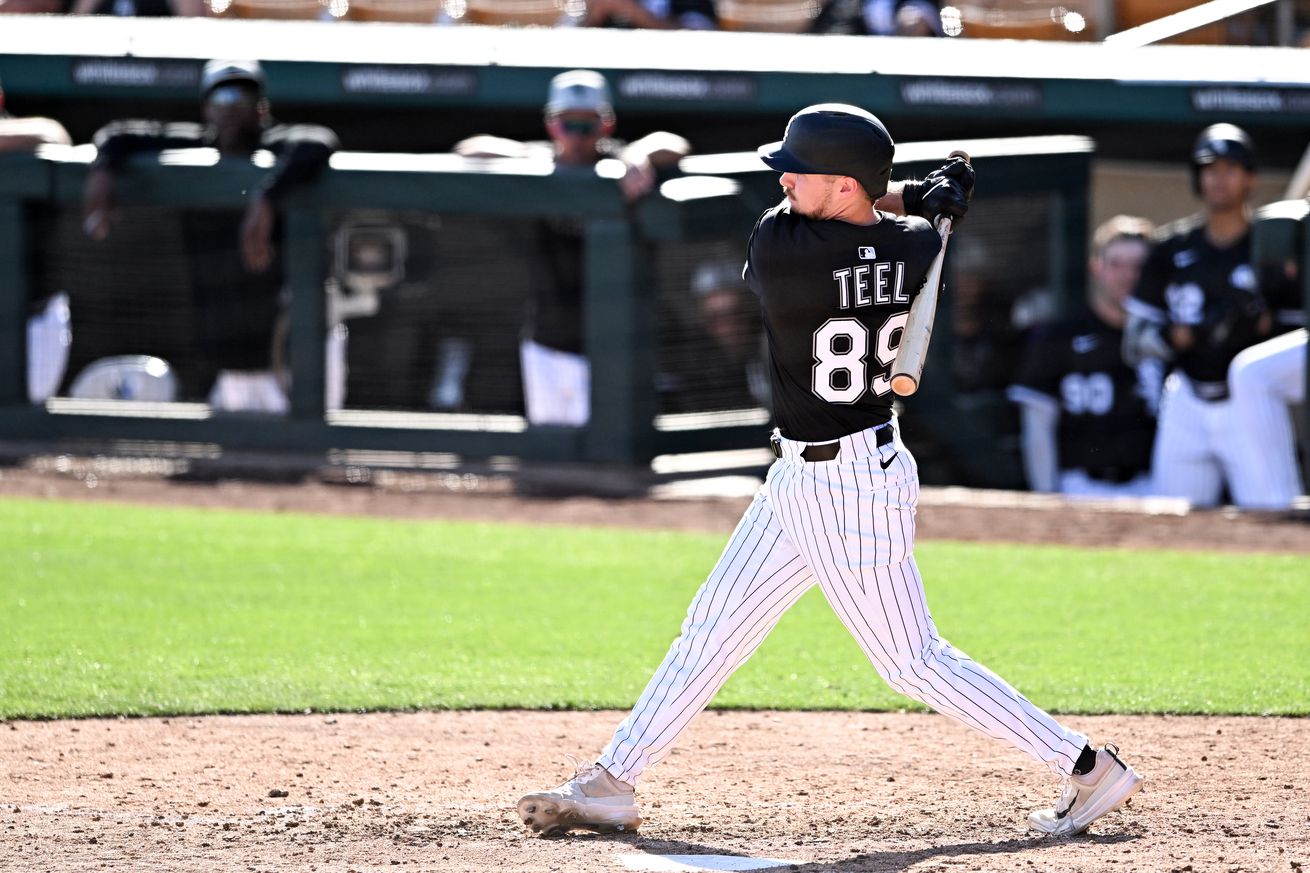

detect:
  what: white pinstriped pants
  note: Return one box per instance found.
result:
[1228,329,1307,510]
[598,420,1088,785]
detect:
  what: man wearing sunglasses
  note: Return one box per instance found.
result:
[456,69,689,426]
[80,59,337,412]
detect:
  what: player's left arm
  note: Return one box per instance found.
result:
[259,124,339,201]
[242,124,339,272]
[616,131,691,202]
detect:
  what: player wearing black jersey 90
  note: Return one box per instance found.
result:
[1009,215,1160,497]
[517,104,1142,841]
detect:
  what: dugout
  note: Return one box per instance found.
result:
[0,135,1096,488]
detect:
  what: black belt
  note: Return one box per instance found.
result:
[1189,378,1230,402]
[770,426,892,462]
[1082,466,1140,485]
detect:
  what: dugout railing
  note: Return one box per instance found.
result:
[0,137,1095,487]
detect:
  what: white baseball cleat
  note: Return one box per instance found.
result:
[517,761,642,837]
[1028,744,1143,836]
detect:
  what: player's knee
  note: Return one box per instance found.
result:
[879,638,948,684]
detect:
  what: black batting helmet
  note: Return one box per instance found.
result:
[758,103,895,200]
[1191,123,1256,194]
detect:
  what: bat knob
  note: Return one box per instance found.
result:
[890,374,918,397]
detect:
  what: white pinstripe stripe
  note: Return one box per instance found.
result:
[598,421,1087,787]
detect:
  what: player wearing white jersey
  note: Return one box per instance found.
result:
[456,70,690,427]
[517,105,1142,841]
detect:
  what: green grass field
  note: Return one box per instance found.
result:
[1,497,1306,719]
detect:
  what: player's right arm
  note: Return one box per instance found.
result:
[0,116,71,153]
[83,121,206,240]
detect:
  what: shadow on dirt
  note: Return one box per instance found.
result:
[582,830,1140,872]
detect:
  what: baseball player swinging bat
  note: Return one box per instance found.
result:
[890,150,971,397]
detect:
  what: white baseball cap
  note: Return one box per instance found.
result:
[200,59,266,98]
[545,69,612,117]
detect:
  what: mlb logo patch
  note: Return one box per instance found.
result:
[858,246,877,259]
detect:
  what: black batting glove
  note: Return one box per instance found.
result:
[901,156,975,225]
[933,156,976,200]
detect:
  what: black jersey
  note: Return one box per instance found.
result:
[1008,311,1156,480]
[1126,217,1257,394]
[530,213,586,354]
[526,144,629,355]
[744,201,941,442]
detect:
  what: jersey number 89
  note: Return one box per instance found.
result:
[812,314,909,403]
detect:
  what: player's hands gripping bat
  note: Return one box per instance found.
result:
[891,151,972,397]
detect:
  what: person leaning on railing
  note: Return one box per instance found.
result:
[81,59,338,413]
[454,69,690,427]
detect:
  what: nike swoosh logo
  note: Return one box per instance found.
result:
[879,452,898,470]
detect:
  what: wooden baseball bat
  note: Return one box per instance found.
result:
[890,150,970,397]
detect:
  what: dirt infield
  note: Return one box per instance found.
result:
[3,711,1307,872]
[2,463,1308,871]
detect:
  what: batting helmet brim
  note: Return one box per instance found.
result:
[758,140,815,175]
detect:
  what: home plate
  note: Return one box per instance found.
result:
[617,854,797,872]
